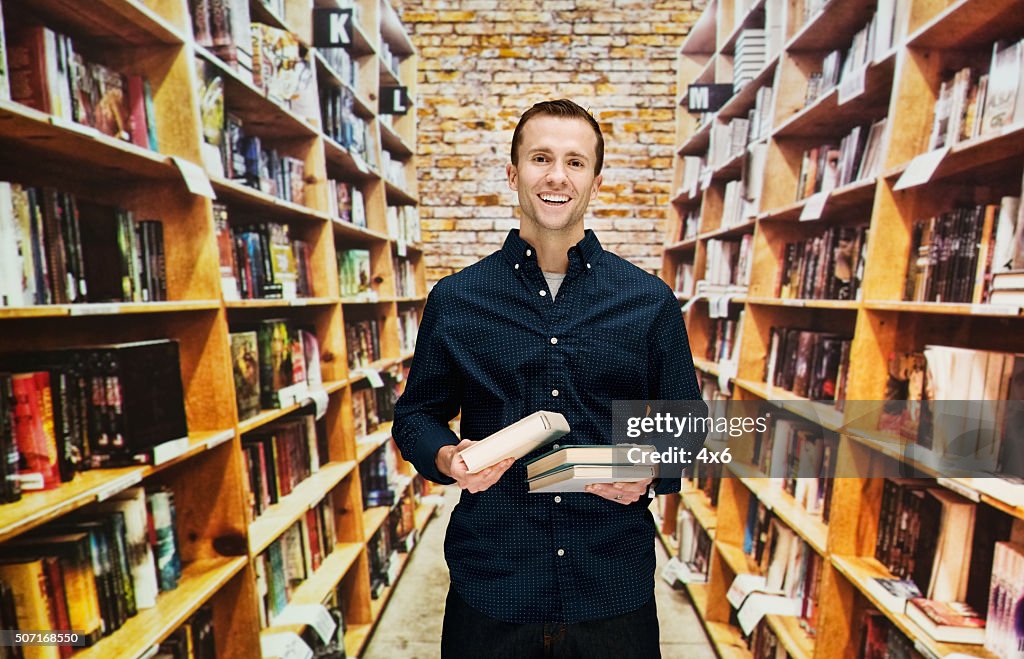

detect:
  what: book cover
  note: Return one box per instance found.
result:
[907,598,986,644]
[459,410,570,474]
[232,331,261,421]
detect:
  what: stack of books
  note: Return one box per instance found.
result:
[524,445,656,493]
[734,29,767,93]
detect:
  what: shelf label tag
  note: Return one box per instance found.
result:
[308,387,330,420]
[737,593,802,635]
[688,178,698,199]
[312,8,353,47]
[838,66,867,105]
[69,303,121,316]
[894,146,949,191]
[396,240,408,257]
[800,191,829,221]
[661,557,683,586]
[273,605,337,644]
[361,368,385,388]
[260,632,313,659]
[171,157,216,199]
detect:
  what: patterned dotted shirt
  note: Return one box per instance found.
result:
[392,229,705,623]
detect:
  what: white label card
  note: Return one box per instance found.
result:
[364,368,385,388]
[308,387,329,420]
[726,574,767,608]
[700,169,713,190]
[171,157,217,199]
[736,593,802,635]
[69,303,121,316]
[260,632,313,659]
[96,472,143,502]
[273,605,337,644]
[838,66,867,105]
[894,146,950,191]
[800,191,829,221]
[661,557,683,586]
[397,240,407,257]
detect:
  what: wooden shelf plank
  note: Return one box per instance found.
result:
[864,300,1024,317]
[682,490,718,538]
[745,297,860,311]
[733,379,845,433]
[908,0,1024,50]
[277,542,363,609]
[718,56,780,121]
[210,175,331,225]
[700,218,757,242]
[363,506,391,543]
[831,555,999,659]
[331,217,392,244]
[385,179,418,206]
[356,423,395,463]
[17,0,185,46]
[727,462,829,556]
[704,621,753,659]
[686,581,709,619]
[225,297,338,310]
[323,136,381,182]
[716,540,759,576]
[76,557,246,659]
[237,381,346,435]
[760,177,877,223]
[678,119,713,157]
[379,119,414,159]
[665,237,699,252]
[719,0,768,55]
[0,300,221,319]
[0,429,231,545]
[249,461,357,556]
[787,0,877,52]
[692,356,721,377]
[766,613,815,659]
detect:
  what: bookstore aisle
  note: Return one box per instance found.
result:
[362,487,717,659]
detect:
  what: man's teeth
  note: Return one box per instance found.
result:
[540,194,569,203]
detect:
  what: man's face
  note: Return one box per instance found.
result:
[506,115,603,235]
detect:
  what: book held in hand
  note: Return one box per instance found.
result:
[458,411,569,474]
[523,444,655,480]
[526,464,656,493]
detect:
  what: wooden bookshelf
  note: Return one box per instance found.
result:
[0,0,426,656]
[663,0,1024,656]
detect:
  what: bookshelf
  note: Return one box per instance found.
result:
[0,0,434,657]
[663,0,1024,658]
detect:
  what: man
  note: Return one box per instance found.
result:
[392,99,705,658]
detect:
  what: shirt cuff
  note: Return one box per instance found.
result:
[653,477,681,496]
[409,427,459,485]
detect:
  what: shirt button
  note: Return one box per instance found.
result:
[514,263,520,270]
[550,337,558,345]
[586,263,591,269]
[551,389,559,397]
[557,548,565,557]
[526,249,532,257]
[553,444,560,450]
[539,290,547,297]
[554,496,562,503]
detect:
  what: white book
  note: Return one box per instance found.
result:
[0,182,24,307]
[92,486,159,609]
[459,410,570,473]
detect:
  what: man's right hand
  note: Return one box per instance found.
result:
[436,439,515,493]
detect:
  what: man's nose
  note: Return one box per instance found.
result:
[546,162,569,184]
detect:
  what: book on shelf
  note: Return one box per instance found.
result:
[397,308,418,354]
[328,180,367,228]
[706,310,745,368]
[980,39,1024,134]
[243,414,323,517]
[764,328,852,404]
[777,225,869,301]
[752,415,837,519]
[527,463,656,493]
[675,505,713,582]
[190,0,253,81]
[458,410,570,474]
[859,610,923,659]
[361,442,401,508]
[338,249,373,300]
[865,577,923,615]
[156,604,216,659]
[345,319,382,370]
[985,541,1024,658]
[704,236,753,288]
[906,598,986,645]
[387,205,421,245]
[393,256,418,298]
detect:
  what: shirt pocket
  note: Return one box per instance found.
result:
[575,327,648,397]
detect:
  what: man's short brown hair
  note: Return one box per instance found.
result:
[510,99,604,175]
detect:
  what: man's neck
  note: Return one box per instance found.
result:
[519,225,583,274]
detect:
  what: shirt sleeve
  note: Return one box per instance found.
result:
[647,290,708,495]
[392,283,462,484]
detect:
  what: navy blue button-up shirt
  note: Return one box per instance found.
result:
[392,229,705,623]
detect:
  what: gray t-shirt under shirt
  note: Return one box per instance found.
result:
[543,271,567,299]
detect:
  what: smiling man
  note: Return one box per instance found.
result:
[392,99,704,658]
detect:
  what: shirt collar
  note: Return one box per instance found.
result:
[501,229,604,270]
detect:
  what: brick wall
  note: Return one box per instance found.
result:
[392,0,699,284]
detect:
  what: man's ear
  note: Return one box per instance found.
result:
[506,163,518,191]
[590,174,603,201]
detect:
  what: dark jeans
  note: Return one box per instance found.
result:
[441,587,662,659]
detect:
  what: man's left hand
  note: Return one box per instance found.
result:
[585,479,653,505]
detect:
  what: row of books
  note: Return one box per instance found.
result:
[929,38,1024,151]
[322,84,377,168]
[352,368,400,439]
[379,38,404,79]
[765,328,852,404]
[686,462,723,508]
[706,312,745,366]
[154,604,215,659]
[360,443,400,508]
[749,619,788,659]
[734,29,767,93]
[804,1,906,106]
[709,117,753,169]
[367,492,419,600]
[217,214,314,301]
[197,58,308,202]
[751,417,837,520]
[859,611,920,659]
[0,183,167,307]
[0,485,181,653]
[242,413,326,519]
[393,257,418,298]
[705,236,753,288]
[674,504,713,584]
[382,150,408,189]
[777,225,869,301]
[905,194,1024,306]
[878,344,1023,468]
[674,262,695,298]
[189,0,254,79]
[867,479,1024,650]
[328,180,367,228]
[229,319,322,419]
[2,18,158,149]
[346,320,382,371]
[262,589,349,659]
[795,120,887,201]
[338,249,372,300]
[387,205,421,245]
[255,514,324,628]
[250,23,309,108]
[734,515,824,637]
[0,340,188,494]
[398,309,418,355]
[321,44,357,90]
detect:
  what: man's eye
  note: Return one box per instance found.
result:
[533,155,548,162]
[570,160,584,168]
